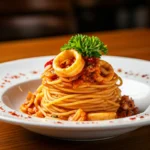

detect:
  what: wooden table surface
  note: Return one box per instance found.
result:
[0,29,150,150]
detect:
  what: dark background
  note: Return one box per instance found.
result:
[0,0,149,41]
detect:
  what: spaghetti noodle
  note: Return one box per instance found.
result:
[20,35,138,121]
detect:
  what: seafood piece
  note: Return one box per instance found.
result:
[93,60,114,82]
[53,49,85,77]
[87,112,116,120]
[100,60,114,81]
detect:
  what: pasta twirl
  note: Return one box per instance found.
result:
[20,34,138,121]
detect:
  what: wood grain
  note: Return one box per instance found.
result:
[0,28,150,63]
[0,28,150,150]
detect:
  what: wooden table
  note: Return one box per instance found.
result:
[0,29,150,150]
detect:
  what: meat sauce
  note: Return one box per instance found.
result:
[117,95,138,118]
[60,57,75,68]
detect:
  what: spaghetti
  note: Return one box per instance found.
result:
[20,35,138,121]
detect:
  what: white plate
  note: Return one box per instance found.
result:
[0,56,150,141]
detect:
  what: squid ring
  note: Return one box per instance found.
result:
[93,60,114,82]
[53,49,85,77]
[100,60,114,82]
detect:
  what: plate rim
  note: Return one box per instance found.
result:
[0,55,150,129]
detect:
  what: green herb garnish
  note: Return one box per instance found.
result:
[61,34,108,58]
[51,115,58,118]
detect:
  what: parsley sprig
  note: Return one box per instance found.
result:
[61,34,108,58]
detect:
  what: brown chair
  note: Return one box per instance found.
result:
[0,0,76,41]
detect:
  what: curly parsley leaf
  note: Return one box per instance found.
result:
[61,34,108,58]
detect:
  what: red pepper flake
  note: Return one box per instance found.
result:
[140,116,144,119]
[32,71,38,74]
[0,106,4,111]
[0,85,4,88]
[2,82,5,84]
[142,74,148,78]
[9,111,20,117]
[19,73,25,76]
[117,68,122,72]
[109,121,113,123]
[28,116,31,118]
[56,121,63,124]
[44,59,54,68]
[51,75,58,80]
[125,72,128,74]
[130,117,136,120]
[11,75,20,79]
[4,79,11,83]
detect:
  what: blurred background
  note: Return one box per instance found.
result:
[0,0,149,41]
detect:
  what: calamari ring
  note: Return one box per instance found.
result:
[53,49,85,77]
[100,60,114,81]
[93,60,114,82]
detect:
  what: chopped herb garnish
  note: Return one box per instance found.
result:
[51,114,58,118]
[61,34,108,58]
